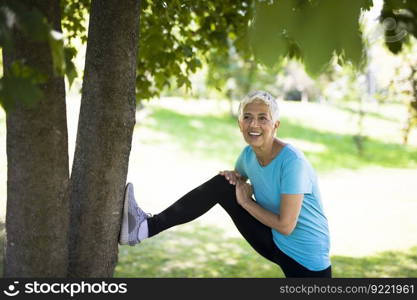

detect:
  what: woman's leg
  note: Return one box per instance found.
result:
[276,248,332,278]
[147,175,282,264]
[147,174,332,278]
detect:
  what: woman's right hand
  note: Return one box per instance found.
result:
[219,170,243,185]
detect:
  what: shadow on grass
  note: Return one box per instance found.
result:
[141,107,417,172]
[1,219,415,277]
[115,222,284,278]
[115,222,417,278]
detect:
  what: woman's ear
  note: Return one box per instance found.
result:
[238,119,244,132]
[274,120,280,130]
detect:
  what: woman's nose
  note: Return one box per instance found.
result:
[250,118,261,126]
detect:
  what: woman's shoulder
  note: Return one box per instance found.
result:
[241,145,253,156]
[281,143,306,161]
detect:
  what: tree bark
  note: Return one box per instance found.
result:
[68,0,140,277]
[3,1,69,276]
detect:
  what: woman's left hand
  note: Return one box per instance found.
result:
[235,179,253,207]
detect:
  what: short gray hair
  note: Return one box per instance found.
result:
[238,90,280,122]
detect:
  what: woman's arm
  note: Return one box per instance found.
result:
[236,180,303,236]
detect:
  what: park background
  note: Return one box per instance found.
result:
[0,0,417,277]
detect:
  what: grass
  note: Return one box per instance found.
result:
[115,223,284,278]
[140,101,417,173]
[1,97,417,277]
[142,107,243,167]
[114,222,417,278]
[0,219,415,277]
[280,118,417,171]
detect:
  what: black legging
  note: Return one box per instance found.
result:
[147,175,332,278]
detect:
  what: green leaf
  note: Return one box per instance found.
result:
[0,76,43,110]
[249,0,295,67]
[49,30,65,76]
[64,46,78,87]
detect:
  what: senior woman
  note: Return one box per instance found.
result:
[119,90,331,278]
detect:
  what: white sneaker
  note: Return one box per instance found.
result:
[119,183,148,246]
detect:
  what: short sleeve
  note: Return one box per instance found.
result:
[280,157,312,194]
[234,147,248,178]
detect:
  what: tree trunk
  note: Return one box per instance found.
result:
[402,66,417,145]
[68,0,140,277]
[3,1,69,276]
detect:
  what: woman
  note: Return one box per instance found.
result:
[119,90,331,278]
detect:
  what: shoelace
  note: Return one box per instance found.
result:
[136,206,152,219]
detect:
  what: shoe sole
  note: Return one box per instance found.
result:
[119,183,131,244]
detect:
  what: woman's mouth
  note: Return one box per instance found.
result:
[248,132,262,137]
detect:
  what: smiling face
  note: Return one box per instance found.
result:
[238,100,280,149]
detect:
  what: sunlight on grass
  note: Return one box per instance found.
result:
[137,99,417,172]
[332,247,417,277]
[115,222,284,278]
[114,222,417,278]
[284,138,328,153]
[139,106,243,166]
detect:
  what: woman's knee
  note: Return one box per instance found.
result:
[198,174,235,196]
[209,174,234,189]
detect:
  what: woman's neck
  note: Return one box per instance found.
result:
[253,138,285,166]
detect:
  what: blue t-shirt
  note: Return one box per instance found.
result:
[235,144,330,271]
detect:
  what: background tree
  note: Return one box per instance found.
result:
[1,0,416,277]
[2,0,70,277]
[205,44,276,116]
[380,0,417,144]
[67,0,140,277]
[386,42,417,145]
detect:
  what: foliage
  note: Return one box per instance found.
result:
[249,0,373,76]
[0,61,45,108]
[5,0,253,103]
[205,44,281,101]
[378,0,417,144]
[5,0,417,107]
[0,0,77,110]
[61,0,89,44]
[136,0,253,100]
[386,41,417,144]
[380,0,417,54]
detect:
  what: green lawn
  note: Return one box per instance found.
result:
[1,97,417,277]
[140,99,417,173]
[115,222,417,278]
[0,220,415,277]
